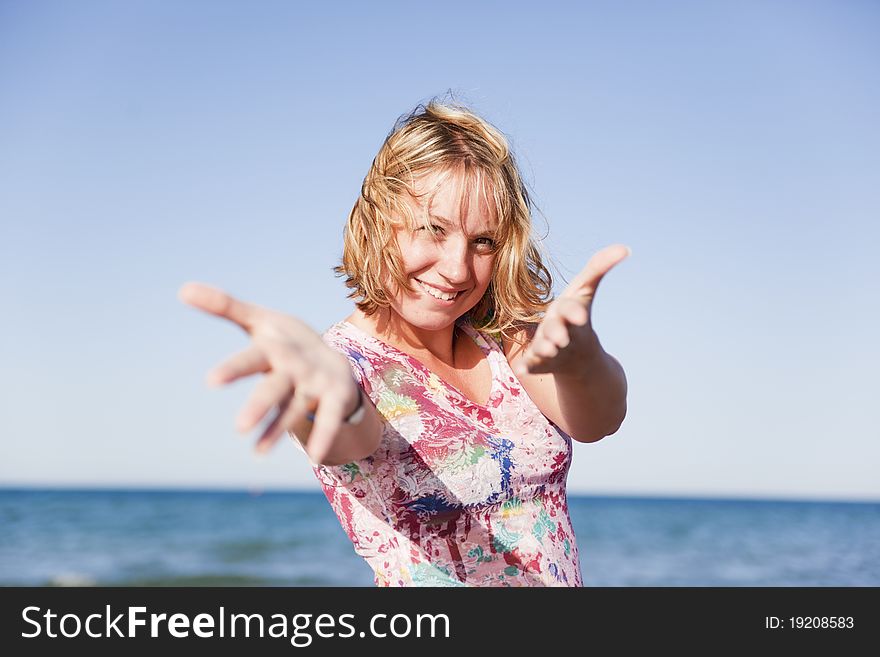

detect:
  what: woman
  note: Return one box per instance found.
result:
[179,100,629,586]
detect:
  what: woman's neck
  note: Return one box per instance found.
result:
[346,308,462,367]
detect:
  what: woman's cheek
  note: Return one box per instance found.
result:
[477,256,495,288]
[402,241,437,274]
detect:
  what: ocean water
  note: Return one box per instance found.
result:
[1,489,878,586]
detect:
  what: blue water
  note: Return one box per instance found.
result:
[1,489,878,586]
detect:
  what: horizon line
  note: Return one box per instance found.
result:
[1,483,877,506]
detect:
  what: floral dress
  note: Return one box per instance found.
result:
[310,319,583,587]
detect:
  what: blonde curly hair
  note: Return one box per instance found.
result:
[335,99,553,342]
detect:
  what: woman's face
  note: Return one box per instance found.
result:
[388,170,498,334]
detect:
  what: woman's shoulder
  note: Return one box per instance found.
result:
[322,320,381,364]
[323,316,386,355]
[321,320,384,392]
[322,319,353,343]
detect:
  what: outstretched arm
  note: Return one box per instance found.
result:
[178,283,383,465]
[504,244,629,443]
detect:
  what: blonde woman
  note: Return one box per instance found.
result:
[179,100,629,587]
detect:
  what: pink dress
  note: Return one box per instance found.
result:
[312,319,583,587]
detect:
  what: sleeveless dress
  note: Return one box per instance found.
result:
[310,319,583,587]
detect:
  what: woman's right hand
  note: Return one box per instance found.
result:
[178,282,363,464]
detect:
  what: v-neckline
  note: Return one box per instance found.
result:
[337,319,500,409]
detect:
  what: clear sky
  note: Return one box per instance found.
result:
[1,0,878,501]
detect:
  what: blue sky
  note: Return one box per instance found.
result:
[1,0,878,501]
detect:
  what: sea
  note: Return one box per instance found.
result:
[1,488,878,587]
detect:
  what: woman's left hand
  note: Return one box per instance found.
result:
[517,244,630,376]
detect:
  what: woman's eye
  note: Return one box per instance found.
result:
[475,237,496,250]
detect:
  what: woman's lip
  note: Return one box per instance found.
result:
[414,279,466,294]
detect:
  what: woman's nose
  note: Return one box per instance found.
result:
[436,238,469,283]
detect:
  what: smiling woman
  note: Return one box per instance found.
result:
[354,169,500,356]
[179,98,629,587]
[336,104,554,350]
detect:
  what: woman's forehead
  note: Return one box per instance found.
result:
[410,168,498,231]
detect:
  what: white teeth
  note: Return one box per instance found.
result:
[416,279,458,301]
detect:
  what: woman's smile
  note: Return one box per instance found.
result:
[414,278,467,303]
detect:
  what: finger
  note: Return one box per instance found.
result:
[261,386,320,450]
[306,394,347,464]
[557,297,589,327]
[285,389,321,443]
[254,393,306,453]
[519,340,558,376]
[521,349,554,375]
[178,282,259,331]
[236,371,291,433]
[531,338,559,360]
[206,345,270,387]
[541,313,571,348]
[565,244,631,298]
